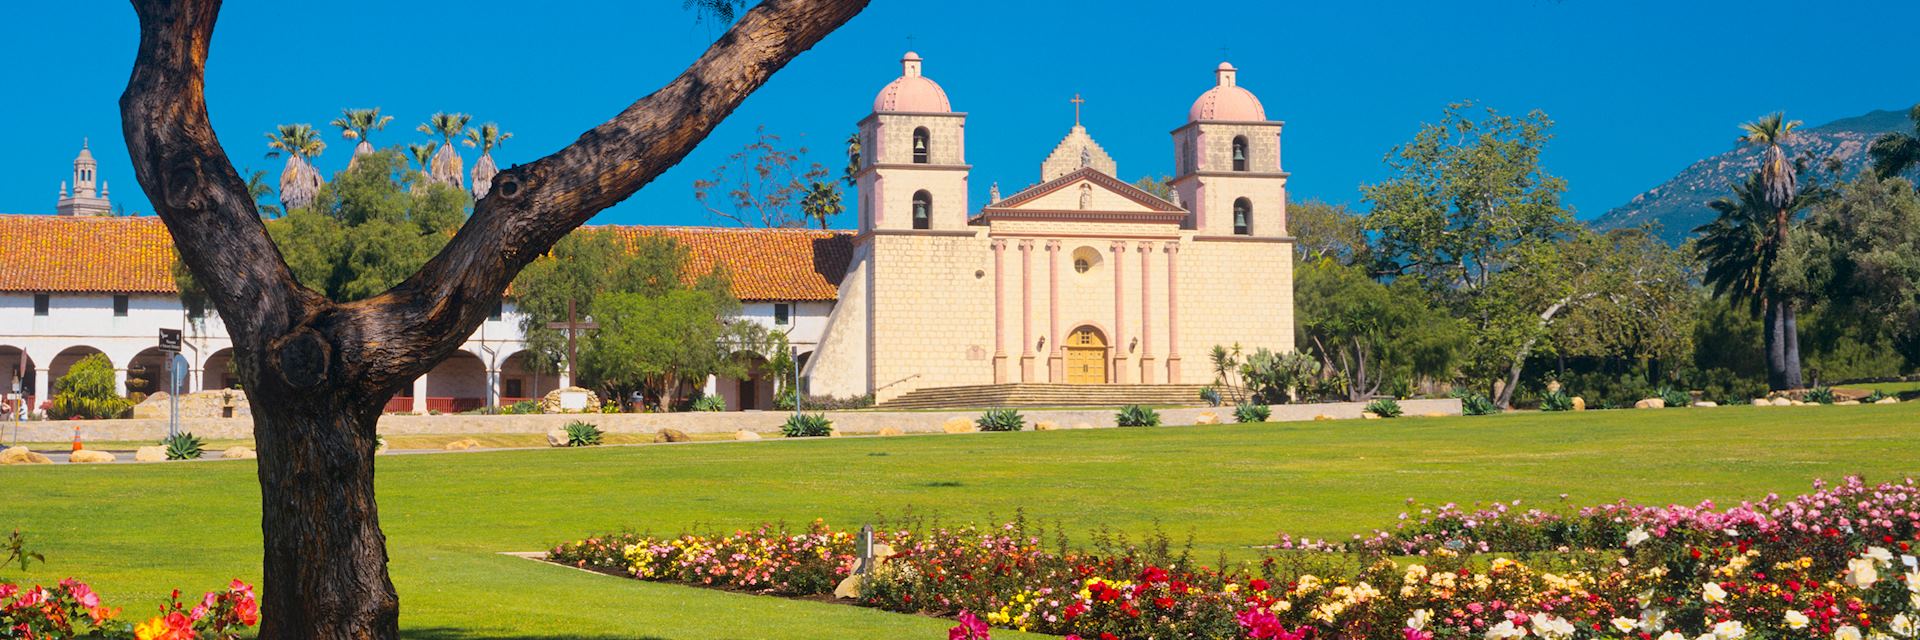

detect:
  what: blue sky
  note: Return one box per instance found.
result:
[1,1,1913,226]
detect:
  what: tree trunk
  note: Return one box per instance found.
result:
[253,399,396,638]
[1764,301,1785,390]
[1782,302,1803,389]
[118,0,868,637]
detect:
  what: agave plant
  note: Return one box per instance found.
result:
[1232,402,1271,424]
[1452,390,1500,416]
[264,124,325,211]
[163,432,206,460]
[1657,386,1691,408]
[1539,391,1575,412]
[975,408,1025,432]
[1803,386,1836,405]
[417,112,471,188]
[329,107,393,167]
[563,420,604,447]
[463,122,512,198]
[1115,404,1160,427]
[1363,397,1403,418]
[692,395,725,412]
[780,413,833,438]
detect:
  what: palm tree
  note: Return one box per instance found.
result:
[799,180,842,229]
[329,108,393,168]
[1734,112,1803,389]
[1869,104,1920,179]
[462,122,512,198]
[417,112,471,188]
[264,124,325,212]
[243,168,282,218]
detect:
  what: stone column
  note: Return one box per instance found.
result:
[1109,241,1130,383]
[703,375,719,397]
[486,367,501,410]
[1046,241,1064,382]
[33,368,50,407]
[990,238,1008,384]
[411,374,429,414]
[1164,243,1182,382]
[1136,242,1156,384]
[1018,240,1036,382]
[114,368,129,397]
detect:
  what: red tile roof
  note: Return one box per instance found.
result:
[0,214,179,294]
[0,214,853,301]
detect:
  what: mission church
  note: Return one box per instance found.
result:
[0,52,1293,411]
[803,53,1295,401]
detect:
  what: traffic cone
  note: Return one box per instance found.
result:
[72,424,82,452]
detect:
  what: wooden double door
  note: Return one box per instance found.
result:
[1064,326,1108,384]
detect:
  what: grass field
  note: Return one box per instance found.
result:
[5,404,1920,638]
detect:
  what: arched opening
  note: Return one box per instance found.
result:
[50,346,110,397]
[125,347,177,400]
[499,350,561,406]
[1233,197,1253,236]
[912,190,932,230]
[1071,246,1102,274]
[716,351,777,411]
[425,350,488,414]
[912,127,931,164]
[202,348,237,391]
[1064,326,1109,384]
[1231,136,1249,172]
[0,346,35,415]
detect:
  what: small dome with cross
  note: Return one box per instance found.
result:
[1188,62,1266,122]
[873,52,951,113]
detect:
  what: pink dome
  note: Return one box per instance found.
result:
[1188,62,1266,122]
[873,52,951,113]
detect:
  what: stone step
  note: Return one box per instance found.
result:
[874,383,1215,410]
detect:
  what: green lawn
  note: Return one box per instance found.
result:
[1840,379,1920,396]
[5,404,1920,638]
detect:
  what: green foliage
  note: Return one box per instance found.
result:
[1686,367,1768,405]
[49,353,131,420]
[1363,397,1403,418]
[692,395,726,412]
[1452,390,1500,416]
[1539,390,1574,412]
[262,150,471,302]
[1289,200,1373,267]
[780,413,833,438]
[1295,259,1462,401]
[1803,386,1836,405]
[503,400,540,415]
[1239,348,1318,404]
[1657,386,1691,408]
[1115,405,1161,428]
[975,408,1025,432]
[1791,174,1920,372]
[692,126,835,228]
[564,421,604,447]
[162,432,205,460]
[1199,387,1221,407]
[1232,402,1271,424]
[4,530,44,574]
[1863,390,1891,404]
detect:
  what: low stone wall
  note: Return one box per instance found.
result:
[9,399,1463,442]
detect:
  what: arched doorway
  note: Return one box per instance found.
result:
[126,347,177,398]
[1064,326,1108,384]
[0,346,34,415]
[498,350,560,405]
[202,348,237,391]
[717,352,776,411]
[50,346,110,395]
[425,351,488,413]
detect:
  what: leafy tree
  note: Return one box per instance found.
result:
[693,125,835,228]
[265,151,470,302]
[799,179,843,229]
[1130,175,1174,200]
[1869,104,1920,179]
[330,107,394,166]
[1694,170,1814,390]
[1294,258,1461,400]
[417,112,471,188]
[1787,173,1920,371]
[1547,229,1697,370]
[122,0,867,633]
[463,122,512,198]
[50,353,131,420]
[842,131,861,187]
[263,123,325,211]
[1288,200,1371,267]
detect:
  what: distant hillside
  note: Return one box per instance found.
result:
[1591,108,1914,244]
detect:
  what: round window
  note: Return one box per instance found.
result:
[1070,246,1102,274]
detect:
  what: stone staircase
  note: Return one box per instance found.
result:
[873,383,1213,410]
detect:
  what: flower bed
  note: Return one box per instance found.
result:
[0,578,258,639]
[550,477,1920,639]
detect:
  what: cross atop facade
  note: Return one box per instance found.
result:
[1070,94,1085,126]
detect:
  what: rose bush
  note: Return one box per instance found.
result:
[0,578,258,640]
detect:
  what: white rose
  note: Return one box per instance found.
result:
[1837,625,1864,640]
[1703,582,1728,603]
[1612,617,1639,633]
[1714,620,1747,640]
[1486,620,1528,640]
[1407,609,1432,631]
[1785,610,1810,630]
[1656,632,1686,640]
[1626,527,1651,547]
[1866,547,1895,565]
[1891,614,1916,638]
[1847,558,1880,589]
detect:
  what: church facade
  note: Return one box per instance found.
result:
[805,54,1296,402]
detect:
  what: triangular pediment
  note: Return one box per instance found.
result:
[980,168,1184,221]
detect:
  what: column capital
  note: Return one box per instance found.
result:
[1135,241,1155,253]
[990,238,1007,251]
[1045,239,1062,251]
[1162,242,1180,255]
[1017,239,1035,251]
[1108,240,1127,253]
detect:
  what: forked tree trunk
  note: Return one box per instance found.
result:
[1782,303,1803,390]
[118,0,868,637]
[1764,301,1785,390]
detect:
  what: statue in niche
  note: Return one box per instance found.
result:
[1078,183,1092,210]
[1079,146,1092,168]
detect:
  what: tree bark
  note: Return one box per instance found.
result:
[118,0,868,637]
[1764,301,1785,390]
[1782,302,1803,389]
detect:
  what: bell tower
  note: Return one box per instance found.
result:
[854,52,969,233]
[56,139,113,216]
[1170,63,1287,237]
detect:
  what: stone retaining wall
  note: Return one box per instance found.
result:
[10,399,1462,442]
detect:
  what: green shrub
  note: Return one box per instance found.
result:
[774,387,797,411]
[1539,391,1574,412]
[49,353,132,420]
[1863,390,1891,403]
[781,413,833,438]
[505,399,540,414]
[692,395,726,412]
[1199,387,1222,407]
[1364,397,1403,418]
[1240,349,1317,404]
[1804,386,1837,405]
[162,432,205,460]
[1452,390,1500,416]
[1115,405,1161,427]
[564,420,604,447]
[975,408,1025,432]
[1657,386,1691,408]
[1232,402,1271,424]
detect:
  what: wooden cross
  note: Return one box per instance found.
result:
[1070,94,1085,126]
[544,299,598,388]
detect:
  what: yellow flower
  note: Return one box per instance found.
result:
[134,617,167,640]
